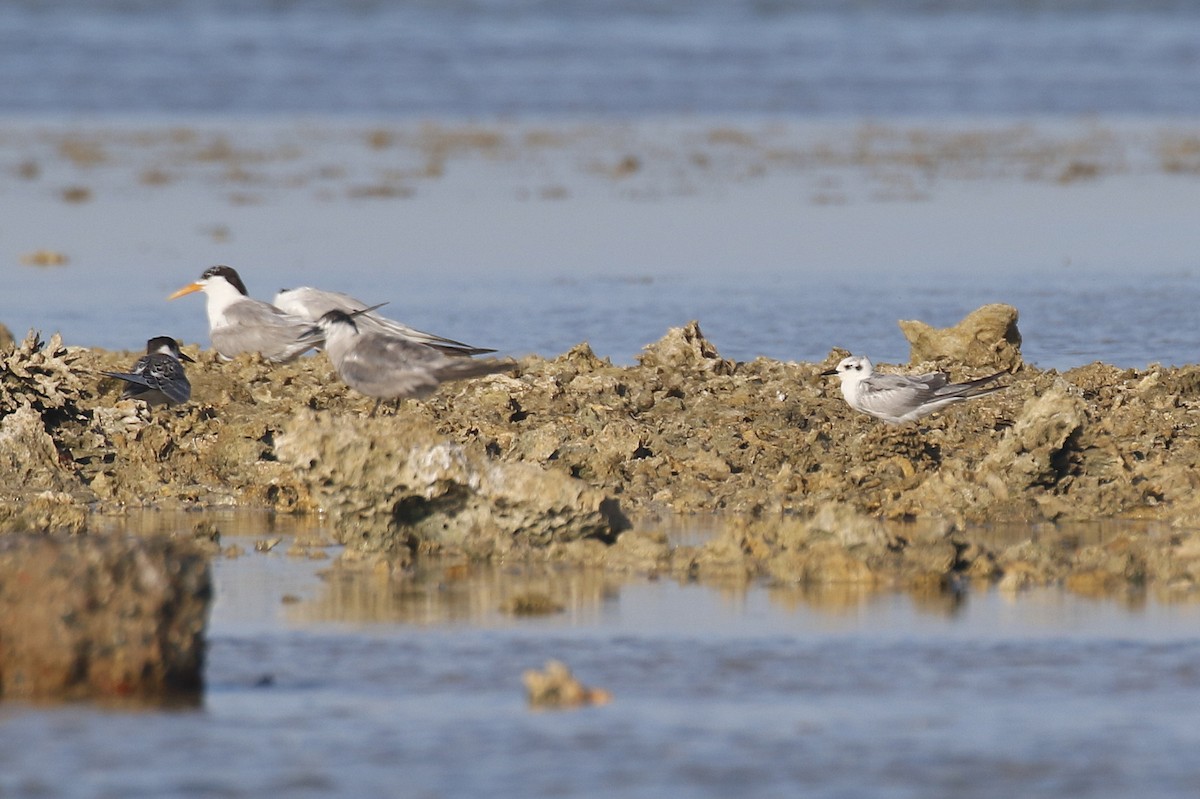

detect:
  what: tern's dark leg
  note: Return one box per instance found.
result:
[369,398,382,418]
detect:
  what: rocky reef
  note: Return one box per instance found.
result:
[274,410,629,562]
[4,305,1200,593]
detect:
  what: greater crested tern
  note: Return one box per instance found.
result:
[822,355,1006,424]
[168,265,322,362]
[101,335,194,405]
[274,286,495,357]
[307,308,514,415]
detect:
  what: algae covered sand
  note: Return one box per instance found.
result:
[5,302,1200,594]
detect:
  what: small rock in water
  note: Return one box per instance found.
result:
[501,590,564,616]
[18,249,69,267]
[523,660,611,709]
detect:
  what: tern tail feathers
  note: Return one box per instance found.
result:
[100,369,191,405]
[432,357,516,383]
[935,371,1007,399]
[101,370,153,388]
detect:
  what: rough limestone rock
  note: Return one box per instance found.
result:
[682,509,960,588]
[982,380,1086,488]
[0,405,81,501]
[899,303,1023,370]
[0,491,88,535]
[275,410,630,558]
[0,330,85,415]
[11,308,1200,594]
[636,320,735,375]
[893,377,1088,524]
[0,534,211,701]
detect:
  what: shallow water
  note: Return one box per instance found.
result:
[3,513,1200,798]
[4,117,1200,371]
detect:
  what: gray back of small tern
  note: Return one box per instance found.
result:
[311,309,513,415]
[822,355,1006,424]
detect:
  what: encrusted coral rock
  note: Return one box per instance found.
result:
[275,410,630,557]
[0,534,211,700]
[0,491,88,535]
[0,330,85,415]
[0,405,80,501]
[637,320,734,375]
[897,378,1087,524]
[899,303,1022,370]
[8,310,1200,576]
[808,502,896,549]
[982,380,1086,488]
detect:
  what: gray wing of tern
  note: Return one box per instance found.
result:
[858,370,1003,420]
[276,287,494,357]
[212,301,323,362]
[102,353,191,404]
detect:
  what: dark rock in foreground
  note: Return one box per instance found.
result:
[0,534,211,701]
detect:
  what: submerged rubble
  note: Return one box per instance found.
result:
[523,660,611,709]
[4,305,1200,591]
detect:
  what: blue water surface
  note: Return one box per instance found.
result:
[2,0,1199,116]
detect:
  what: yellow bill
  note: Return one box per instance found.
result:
[168,282,202,300]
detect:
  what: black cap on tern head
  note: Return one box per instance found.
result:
[318,309,358,330]
[317,302,389,331]
[301,309,352,340]
[145,335,195,363]
[200,265,249,296]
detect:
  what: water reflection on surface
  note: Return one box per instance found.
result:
[293,562,625,628]
[191,511,1200,636]
[171,506,1200,633]
[88,508,1199,629]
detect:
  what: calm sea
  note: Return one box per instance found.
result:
[1,0,1199,117]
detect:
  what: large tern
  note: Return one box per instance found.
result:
[274,286,495,357]
[822,355,1006,424]
[168,265,322,362]
[100,335,194,405]
[306,308,514,416]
